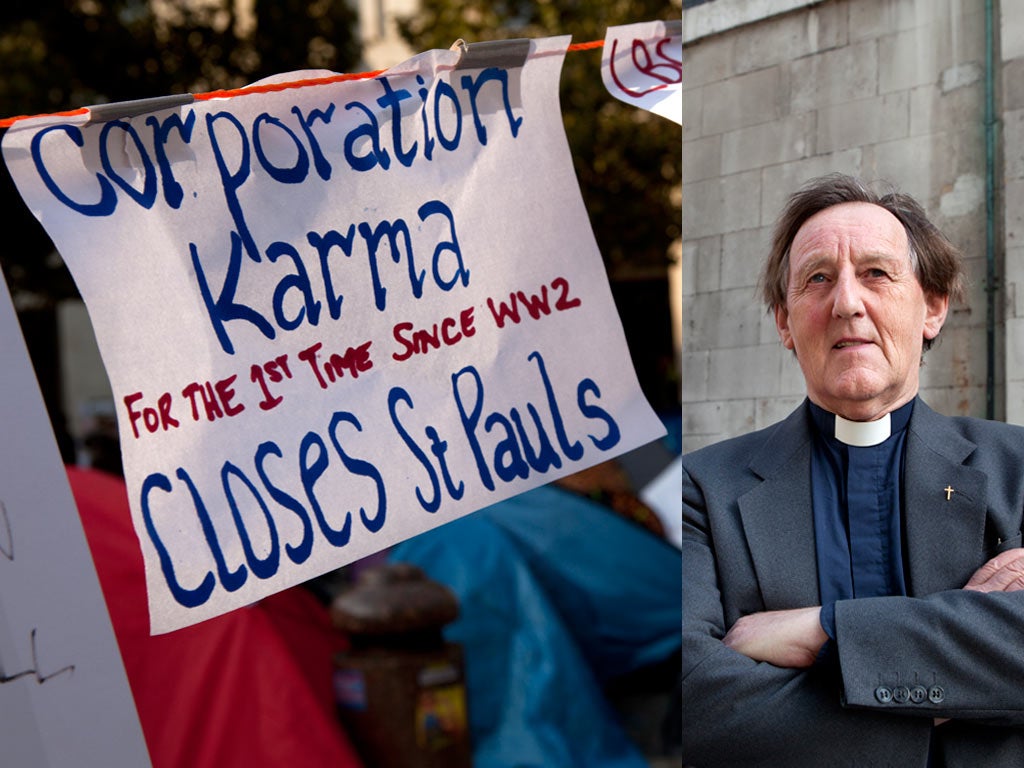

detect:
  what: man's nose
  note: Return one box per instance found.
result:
[832,271,865,318]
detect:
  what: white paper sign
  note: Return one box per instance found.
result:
[0,275,150,765]
[2,36,664,634]
[601,20,682,124]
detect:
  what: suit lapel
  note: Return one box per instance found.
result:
[736,400,990,607]
[903,401,988,594]
[737,406,821,610]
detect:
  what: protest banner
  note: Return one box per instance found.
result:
[2,35,665,634]
[0,273,150,765]
[601,20,682,124]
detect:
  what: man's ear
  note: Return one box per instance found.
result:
[775,305,795,350]
[923,291,950,341]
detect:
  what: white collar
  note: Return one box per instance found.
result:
[834,412,891,447]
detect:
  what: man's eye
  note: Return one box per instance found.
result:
[808,274,827,284]
[866,268,888,279]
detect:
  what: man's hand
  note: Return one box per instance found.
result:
[722,551,1024,669]
[723,606,827,668]
[963,548,1024,593]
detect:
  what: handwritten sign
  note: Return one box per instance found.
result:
[0,273,150,764]
[2,36,665,634]
[601,20,682,124]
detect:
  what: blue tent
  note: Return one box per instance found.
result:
[391,483,681,768]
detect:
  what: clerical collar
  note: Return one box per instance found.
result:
[808,398,915,447]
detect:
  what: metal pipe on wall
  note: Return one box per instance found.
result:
[985,0,998,420]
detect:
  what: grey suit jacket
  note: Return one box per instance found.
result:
[682,399,1024,767]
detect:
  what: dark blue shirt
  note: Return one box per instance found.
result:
[809,398,915,639]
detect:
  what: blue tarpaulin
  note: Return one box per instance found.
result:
[390,484,681,768]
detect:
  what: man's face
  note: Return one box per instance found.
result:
[774,202,949,421]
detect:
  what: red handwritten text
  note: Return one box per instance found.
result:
[182,375,246,422]
[391,306,476,362]
[298,340,374,389]
[250,354,294,411]
[124,390,180,438]
[486,276,582,329]
[609,35,682,99]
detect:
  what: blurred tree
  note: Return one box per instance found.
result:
[397,0,682,281]
[0,0,361,307]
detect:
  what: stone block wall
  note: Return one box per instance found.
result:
[1002,0,1024,424]
[682,0,997,452]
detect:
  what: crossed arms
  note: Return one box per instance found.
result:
[682,460,1024,767]
[723,549,1024,668]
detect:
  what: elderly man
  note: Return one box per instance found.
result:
[682,173,1024,767]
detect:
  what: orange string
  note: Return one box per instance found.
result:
[567,39,605,52]
[193,69,388,104]
[0,40,604,129]
[0,107,89,129]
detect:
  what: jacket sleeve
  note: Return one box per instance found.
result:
[681,464,931,768]
[833,415,1024,726]
[834,589,1024,726]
